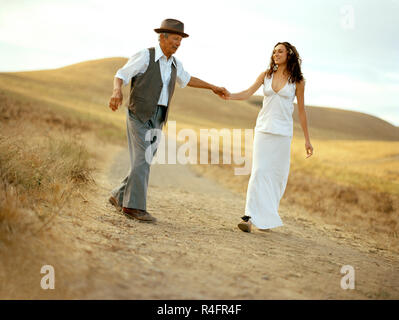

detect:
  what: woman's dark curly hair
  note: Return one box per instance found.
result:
[266,42,304,84]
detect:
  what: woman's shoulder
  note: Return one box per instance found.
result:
[256,70,268,84]
[295,79,305,88]
[260,70,273,85]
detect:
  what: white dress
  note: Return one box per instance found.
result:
[245,72,296,229]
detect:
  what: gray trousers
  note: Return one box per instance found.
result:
[111,106,166,210]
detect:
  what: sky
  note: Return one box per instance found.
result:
[1,0,398,126]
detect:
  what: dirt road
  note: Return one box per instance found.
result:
[52,135,399,299]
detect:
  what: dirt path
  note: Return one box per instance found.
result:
[58,135,399,299]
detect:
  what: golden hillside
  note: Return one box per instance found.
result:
[248,96,399,141]
[1,57,398,197]
[2,57,397,142]
[1,57,398,200]
[1,57,399,300]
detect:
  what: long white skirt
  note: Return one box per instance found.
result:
[245,131,292,229]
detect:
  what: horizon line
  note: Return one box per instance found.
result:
[1,56,398,128]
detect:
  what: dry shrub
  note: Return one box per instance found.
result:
[0,97,96,298]
[0,182,40,242]
[335,187,359,204]
[373,192,394,214]
[0,131,93,198]
[46,134,94,185]
[283,170,399,246]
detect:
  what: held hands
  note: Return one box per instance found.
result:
[109,86,230,109]
[212,86,230,99]
[109,89,123,111]
[305,140,313,158]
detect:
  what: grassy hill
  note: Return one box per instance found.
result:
[2,57,397,141]
[0,58,127,129]
[1,57,398,190]
[248,95,399,141]
[1,57,398,243]
[1,57,398,299]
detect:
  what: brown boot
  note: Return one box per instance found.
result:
[122,207,157,223]
[108,196,122,212]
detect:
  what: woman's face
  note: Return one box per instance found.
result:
[273,44,288,65]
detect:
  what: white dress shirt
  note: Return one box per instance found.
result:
[115,43,191,106]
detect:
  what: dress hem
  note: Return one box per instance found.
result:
[249,218,284,230]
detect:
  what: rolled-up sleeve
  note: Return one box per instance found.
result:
[175,58,191,88]
[115,49,149,86]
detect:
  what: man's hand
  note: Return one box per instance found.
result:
[212,86,230,99]
[109,89,123,111]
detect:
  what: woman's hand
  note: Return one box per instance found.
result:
[212,86,230,99]
[305,140,313,158]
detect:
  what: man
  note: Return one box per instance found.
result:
[108,18,228,223]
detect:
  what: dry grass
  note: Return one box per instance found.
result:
[290,138,399,194]
[248,95,399,141]
[0,90,97,298]
[188,134,399,252]
[166,86,399,252]
[0,61,128,298]
[168,86,399,244]
[0,58,398,298]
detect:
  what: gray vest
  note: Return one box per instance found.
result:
[128,47,177,123]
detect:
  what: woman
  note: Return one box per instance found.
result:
[226,42,313,233]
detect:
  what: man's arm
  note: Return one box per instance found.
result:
[108,49,148,112]
[187,76,229,98]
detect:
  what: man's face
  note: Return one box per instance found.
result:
[160,33,183,56]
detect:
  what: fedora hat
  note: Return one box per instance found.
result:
[154,18,189,38]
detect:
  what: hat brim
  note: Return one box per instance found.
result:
[154,28,189,38]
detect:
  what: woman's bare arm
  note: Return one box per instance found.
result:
[296,80,313,157]
[227,72,266,100]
